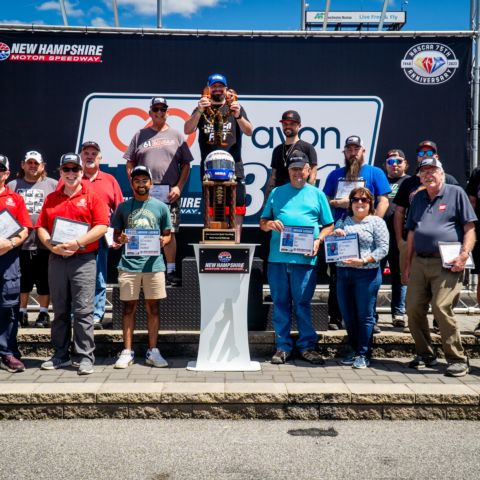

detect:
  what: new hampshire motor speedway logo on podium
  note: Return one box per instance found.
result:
[77,93,383,226]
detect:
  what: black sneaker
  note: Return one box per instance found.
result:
[445,361,470,377]
[93,317,103,330]
[34,312,50,328]
[373,324,381,334]
[300,350,325,365]
[166,271,181,287]
[409,355,438,370]
[271,350,290,364]
[18,311,28,327]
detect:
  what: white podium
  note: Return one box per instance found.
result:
[187,243,261,371]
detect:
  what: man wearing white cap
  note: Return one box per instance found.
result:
[8,151,57,328]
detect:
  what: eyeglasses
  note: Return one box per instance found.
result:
[386,158,404,166]
[151,106,167,113]
[417,150,435,157]
[61,166,81,173]
[351,197,369,203]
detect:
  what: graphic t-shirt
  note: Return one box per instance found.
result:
[111,197,172,273]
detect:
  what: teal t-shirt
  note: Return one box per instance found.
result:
[261,183,333,265]
[111,197,172,273]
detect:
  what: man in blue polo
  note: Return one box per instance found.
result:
[403,158,476,377]
[260,152,334,364]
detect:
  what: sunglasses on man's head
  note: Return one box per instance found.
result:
[417,150,435,157]
[386,158,404,166]
[351,197,369,203]
[61,166,81,173]
[151,106,167,113]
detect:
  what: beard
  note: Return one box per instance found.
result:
[283,128,296,138]
[345,153,364,181]
[211,92,225,103]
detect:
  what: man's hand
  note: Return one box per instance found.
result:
[402,264,411,285]
[449,252,469,272]
[198,97,211,112]
[306,237,322,257]
[266,220,284,232]
[0,237,12,256]
[230,102,241,118]
[52,243,77,257]
[168,186,181,203]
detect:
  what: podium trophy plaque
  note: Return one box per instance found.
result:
[202,150,238,244]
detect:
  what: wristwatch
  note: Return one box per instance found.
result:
[10,238,17,249]
[362,258,368,265]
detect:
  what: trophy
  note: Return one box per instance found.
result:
[202,150,237,244]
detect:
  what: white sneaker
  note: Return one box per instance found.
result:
[114,349,134,369]
[145,348,168,368]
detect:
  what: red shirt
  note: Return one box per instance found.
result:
[0,186,33,230]
[35,183,109,254]
[82,170,124,215]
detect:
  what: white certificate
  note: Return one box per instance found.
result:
[280,226,314,255]
[324,234,360,263]
[150,185,170,204]
[0,209,23,239]
[438,242,475,269]
[104,227,114,247]
[335,180,366,199]
[125,229,161,256]
[50,217,89,245]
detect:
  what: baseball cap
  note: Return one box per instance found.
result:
[280,110,301,123]
[417,140,437,153]
[81,141,100,151]
[150,97,168,108]
[24,150,43,163]
[0,154,9,171]
[287,151,309,169]
[207,73,228,87]
[59,153,82,167]
[419,158,443,170]
[386,149,405,159]
[344,135,364,147]
[130,165,152,180]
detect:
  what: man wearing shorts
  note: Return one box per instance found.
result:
[111,166,172,369]
[124,97,192,286]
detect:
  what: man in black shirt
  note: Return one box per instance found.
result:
[184,73,253,242]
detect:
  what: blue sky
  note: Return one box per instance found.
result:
[0,1,473,31]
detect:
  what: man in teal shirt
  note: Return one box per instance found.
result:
[260,152,334,364]
[111,166,172,369]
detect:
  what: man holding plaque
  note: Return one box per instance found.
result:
[260,152,333,365]
[36,153,109,375]
[124,97,192,287]
[111,165,172,369]
[403,158,476,377]
[81,141,124,329]
[0,154,32,373]
[184,73,253,241]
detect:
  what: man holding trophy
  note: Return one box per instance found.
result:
[184,73,253,242]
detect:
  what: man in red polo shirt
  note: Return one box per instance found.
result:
[36,153,108,375]
[80,141,124,329]
[0,154,32,373]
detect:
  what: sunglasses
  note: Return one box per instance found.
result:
[417,150,435,157]
[151,106,167,113]
[351,197,369,204]
[386,158,404,166]
[61,166,81,173]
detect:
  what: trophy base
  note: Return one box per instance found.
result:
[202,229,237,244]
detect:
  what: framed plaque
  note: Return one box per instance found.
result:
[0,209,23,239]
[50,217,89,245]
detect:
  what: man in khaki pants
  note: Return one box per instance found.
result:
[403,158,476,377]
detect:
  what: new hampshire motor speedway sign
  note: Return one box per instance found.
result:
[77,93,382,226]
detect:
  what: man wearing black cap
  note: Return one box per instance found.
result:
[184,73,253,241]
[111,165,172,369]
[81,141,124,328]
[260,152,334,364]
[0,154,32,373]
[36,153,109,375]
[8,150,58,328]
[403,158,476,377]
[124,97,192,286]
[264,110,317,200]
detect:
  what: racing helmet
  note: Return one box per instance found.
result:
[204,150,235,181]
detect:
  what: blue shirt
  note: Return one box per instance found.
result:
[323,164,391,221]
[261,183,333,265]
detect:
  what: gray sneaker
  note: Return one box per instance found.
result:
[445,361,469,377]
[41,357,72,370]
[408,355,438,370]
[77,359,95,375]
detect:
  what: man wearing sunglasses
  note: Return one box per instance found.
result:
[36,153,109,375]
[0,155,32,373]
[124,97,193,287]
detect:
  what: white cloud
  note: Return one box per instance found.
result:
[91,16,110,27]
[89,6,105,16]
[116,0,222,17]
[37,1,84,18]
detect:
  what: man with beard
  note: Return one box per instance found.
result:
[184,73,253,242]
[81,141,123,329]
[124,97,192,286]
[264,110,317,199]
[323,135,390,330]
[111,166,172,369]
[8,151,57,328]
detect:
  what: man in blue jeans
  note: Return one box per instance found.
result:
[260,152,334,364]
